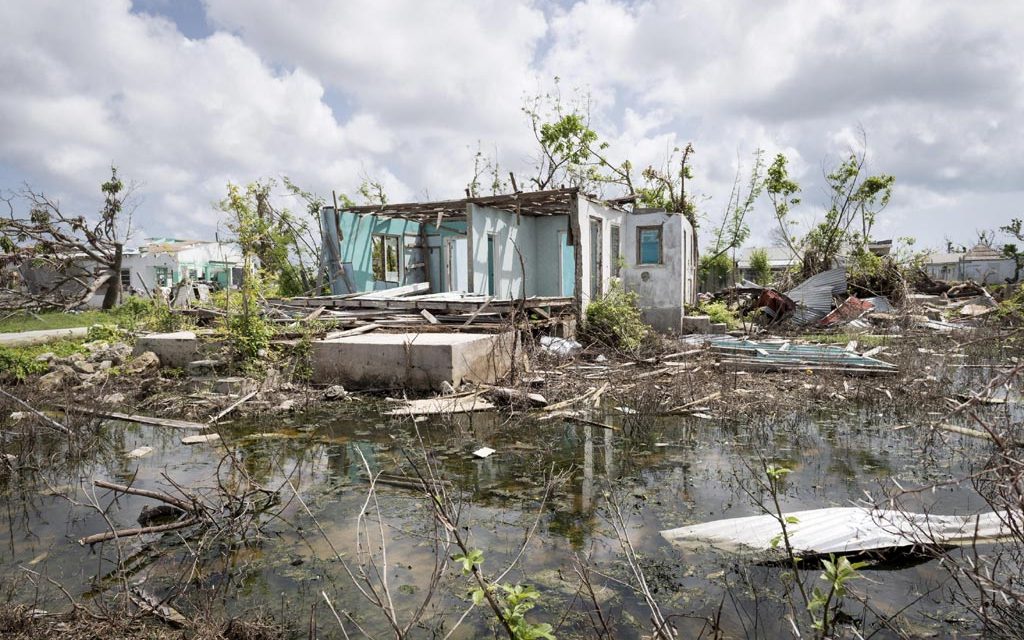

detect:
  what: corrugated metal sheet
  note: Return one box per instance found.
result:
[661,507,1009,557]
[785,268,847,325]
[709,338,896,375]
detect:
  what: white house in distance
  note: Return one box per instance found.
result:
[923,243,1018,284]
[117,238,244,294]
[80,238,244,306]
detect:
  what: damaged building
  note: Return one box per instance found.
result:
[320,188,697,332]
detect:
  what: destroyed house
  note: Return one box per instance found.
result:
[320,188,698,331]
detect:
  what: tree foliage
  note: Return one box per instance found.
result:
[523,80,700,230]
[704,149,766,267]
[749,247,772,285]
[766,133,895,279]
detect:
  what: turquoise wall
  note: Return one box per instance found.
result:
[325,207,467,293]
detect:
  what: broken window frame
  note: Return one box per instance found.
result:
[154,266,171,287]
[372,234,402,283]
[120,268,132,288]
[636,225,663,265]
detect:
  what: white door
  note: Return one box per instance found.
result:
[445,237,469,292]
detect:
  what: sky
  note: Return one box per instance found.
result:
[1,0,1022,252]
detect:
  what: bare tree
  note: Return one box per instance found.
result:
[1,167,135,310]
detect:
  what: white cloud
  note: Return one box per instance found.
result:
[0,0,1022,251]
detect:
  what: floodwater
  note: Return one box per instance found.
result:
[0,363,1016,638]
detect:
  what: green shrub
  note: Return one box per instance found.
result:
[227,312,272,364]
[0,348,44,382]
[0,339,85,383]
[696,300,740,328]
[112,296,154,329]
[749,248,772,285]
[86,323,124,342]
[584,284,649,350]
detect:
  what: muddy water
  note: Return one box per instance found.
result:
[0,380,1012,638]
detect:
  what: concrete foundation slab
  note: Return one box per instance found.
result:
[133,331,199,368]
[312,331,515,390]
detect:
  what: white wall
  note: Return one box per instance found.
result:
[469,204,537,297]
[576,198,626,307]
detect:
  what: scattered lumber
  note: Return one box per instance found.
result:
[324,323,380,340]
[545,382,610,412]
[935,423,994,441]
[0,388,72,434]
[182,433,222,445]
[665,391,722,414]
[207,390,258,424]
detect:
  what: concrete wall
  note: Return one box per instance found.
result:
[620,211,689,332]
[534,215,569,297]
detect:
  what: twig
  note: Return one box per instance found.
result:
[0,388,72,435]
[78,517,200,546]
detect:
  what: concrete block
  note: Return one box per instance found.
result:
[312,331,515,391]
[641,307,683,333]
[133,331,198,368]
[679,315,712,334]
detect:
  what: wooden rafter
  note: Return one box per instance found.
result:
[339,187,593,221]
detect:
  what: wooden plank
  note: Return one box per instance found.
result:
[462,298,491,326]
[72,407,208,431]
[324,323,380,340]
[354,282,430,299]
[420,309,440,324]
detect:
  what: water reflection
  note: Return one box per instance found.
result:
[0,394,1005,638]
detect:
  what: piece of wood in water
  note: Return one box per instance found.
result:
[483,386,547,408]
[181,433,221,445]
[73,407,208,431]
[125,446,154,459]
[935,423,994,441]
[661,507,1010,558]
[384,395,496,416]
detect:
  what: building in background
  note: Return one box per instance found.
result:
[119,238,245,295]
[922,243,1017,284]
